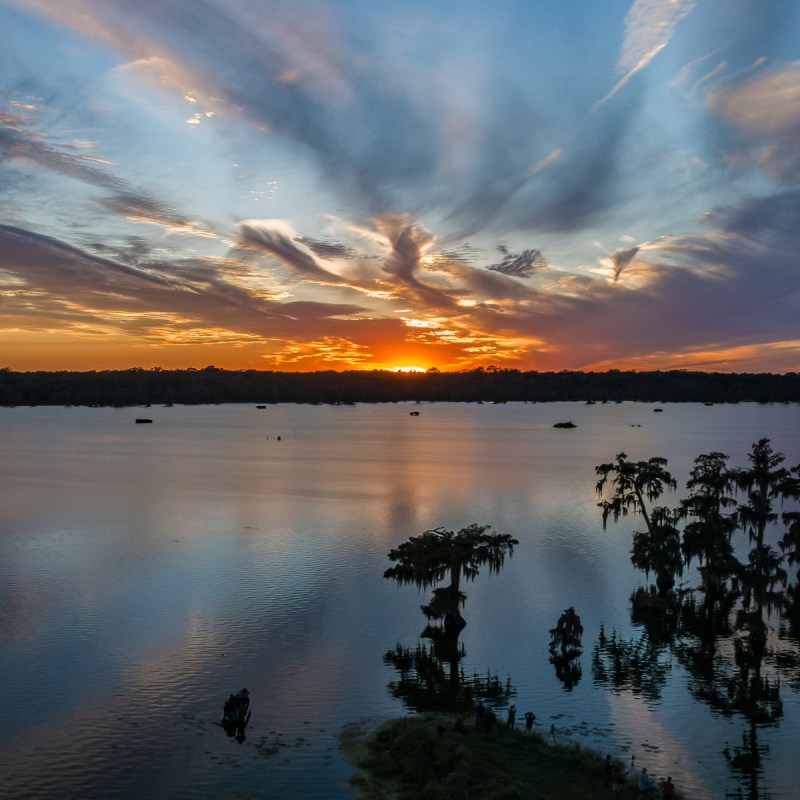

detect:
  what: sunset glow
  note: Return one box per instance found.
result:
[1,1,799,373]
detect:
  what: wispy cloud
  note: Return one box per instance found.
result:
[0,223,369,346]
[708,63,800,182]
[609,246,640,281]
[97,194,219,238]
[581,339,800,373]
[295,237,359,260]
[7,0,559,238]
[372,215,461,310]
[487,247,549,279]
[0,107,124,190]
[594,0,695,109]
[236,220,346,285]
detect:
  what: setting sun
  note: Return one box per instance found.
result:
[390,365,426,373]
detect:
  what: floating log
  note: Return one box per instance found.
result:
[135,418,153,424]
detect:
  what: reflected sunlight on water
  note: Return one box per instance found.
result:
[1,402,798,799]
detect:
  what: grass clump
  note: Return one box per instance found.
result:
[341,715,645,800]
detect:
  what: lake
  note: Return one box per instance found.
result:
[1,401,798,799]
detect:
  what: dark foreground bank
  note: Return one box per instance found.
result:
[341,715,686,800]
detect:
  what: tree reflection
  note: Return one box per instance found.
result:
[384,524,517,713]
[384,639,513,714]
[595,585,786,799]
[673,588,736,693]
[595,439,800,800]
[782,583,800,641]
[549,607,583,691]
[723,728,771,800]
[592,625,672,700]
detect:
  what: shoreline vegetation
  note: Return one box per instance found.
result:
[341,714,684,800]
[1,367,799,406]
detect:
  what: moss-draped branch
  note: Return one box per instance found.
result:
[384,524,518,594]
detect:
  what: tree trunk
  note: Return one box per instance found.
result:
[656,573,674,596]
[446,563,466,629]
[634,484,652,533]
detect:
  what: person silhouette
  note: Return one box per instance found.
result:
[660,776,676,797]
[524,711,535,732]
[475,700,486,730]
[612,766,625,795]
[506,704,516,729]
[638,766,657,794]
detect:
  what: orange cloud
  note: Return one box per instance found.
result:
[581,340,800,373]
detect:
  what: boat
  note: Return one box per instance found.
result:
[221,688,251,739]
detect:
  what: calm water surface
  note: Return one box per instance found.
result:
[1,402,798,799]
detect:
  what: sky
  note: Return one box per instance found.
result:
[1,0,799,373]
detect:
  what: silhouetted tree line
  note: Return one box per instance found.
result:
[1,366,799,406]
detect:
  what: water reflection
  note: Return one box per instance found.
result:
[594,439,800,800]
[548,607,584,691]
[595,589,789,798]
[593,624,672,700]
[384,639,513,714]
[3,403,799,799]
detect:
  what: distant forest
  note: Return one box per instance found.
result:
[1,367,799,406]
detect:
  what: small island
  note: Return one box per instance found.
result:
[341,714,656,799]
[553,420,577,428]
